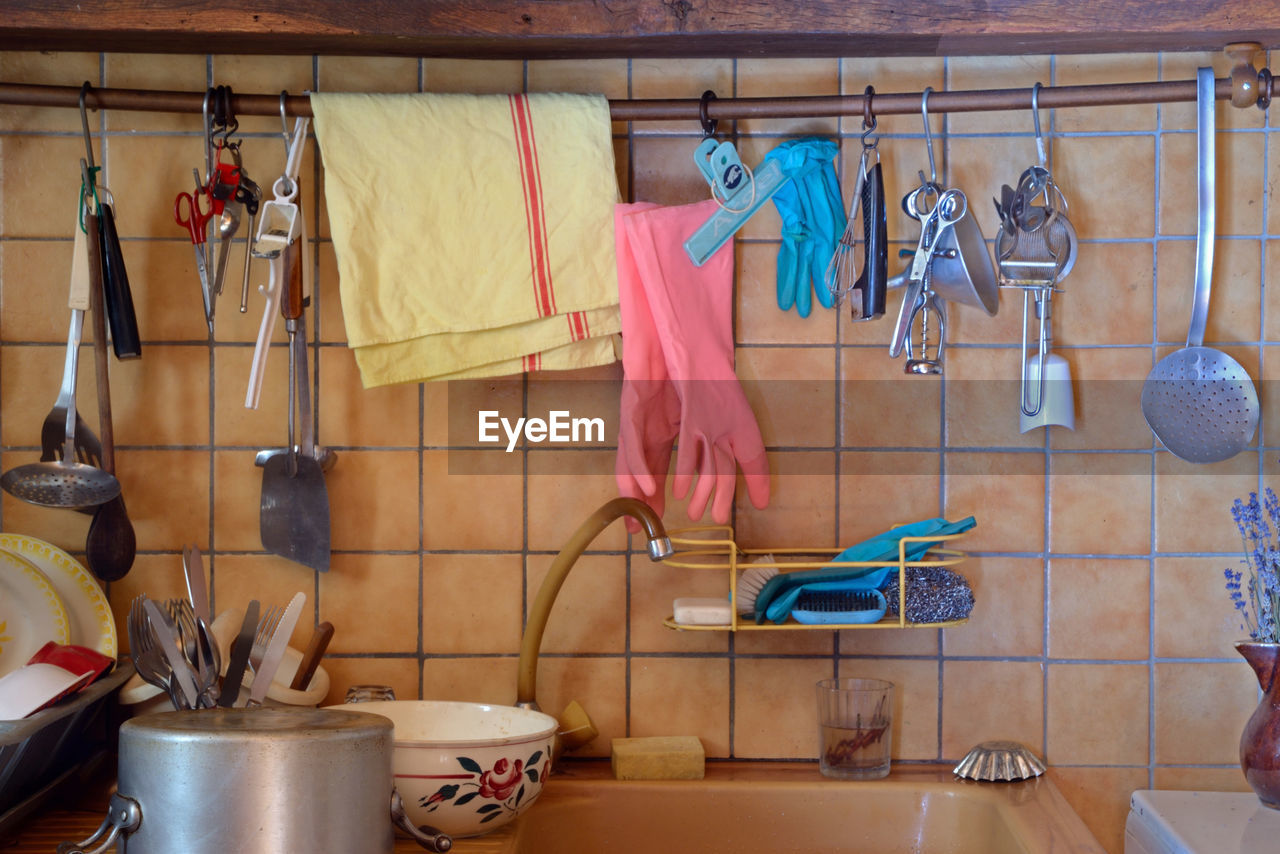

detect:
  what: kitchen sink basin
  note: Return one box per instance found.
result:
[441,761,1105,854]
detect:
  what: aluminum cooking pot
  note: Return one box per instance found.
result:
[60,707,451,854]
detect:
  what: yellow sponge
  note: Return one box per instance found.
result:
[611,736,705,780]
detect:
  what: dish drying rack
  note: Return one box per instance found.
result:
[661,526,969,632]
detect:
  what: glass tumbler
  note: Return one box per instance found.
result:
[344,684,396,703]
[815,677,894,779]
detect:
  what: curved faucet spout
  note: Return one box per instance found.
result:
[516,498,672,711]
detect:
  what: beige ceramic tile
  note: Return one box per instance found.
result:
[943,347,1042,449]
[1048,350,1157,452]
[1161,51,1264,131]
[420,451,524,551]
[1054,135,1156,240]
[524,362,622,451]
[527,59,628,134]
[735,346,836,448]
[1152,765,1253,792]
[946,55,1053,135]
[213,344,287,446]
[1154,450,1259,553]
[1159,131,1264,236]
[210,449,266,551]
[209,552,316,648]
[840,351,942,448]
[1049,455,1152,555]
[629,58,733,136]
[421,554,523,655]
[1262,349,1280,450]
[1054,53,1159,132]
[1156,240,1261,343]
[319,552,419,654]
[526,553,626,655]
[0,240,76,342]
[208,55,315,134]
[733,451,837,549]
[441,375,525,449]
[1047,664,1149,765]
[944,453,1045,554]
[110,344,211,445]
[737,242,839,345]
[1048,558,1149,660]
[630,658,730,754]
[103,53,206,132]
[735,625,836,657]
[1265,243,1280,342]
[124,240,222,342]
[630,558,729,655]
[316,56,419,93]
[941,660,1044,759]
[421,657,518,706]
[0,51,101,132]
[838,452,942,543]
[1055,243,1154,347]
[736,58,839,137]
[732,657,831,759]
[527,656,626,758]
[316,344,421,447]
[100,134,214,240]
[942,556,1044,658]
[0,344,95,449]
[630,135,711,206]
[838,658,941,761]
[0,136,84,238]
[526,449,626,550]
[1154,557,1246,659]
[840,57,945,137]
[427,58,526,94]
[325,450,422,551]
[1049,766,1150,854]
[119,449,210,552]
[325,656,421,706]
[1154,661,1259,764]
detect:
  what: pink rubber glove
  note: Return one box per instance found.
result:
[614,202,681,529]
[621,200,770,524]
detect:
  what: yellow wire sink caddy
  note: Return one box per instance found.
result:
[662,526,970,632]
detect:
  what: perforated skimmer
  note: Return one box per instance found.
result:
[1140,67,1259,464]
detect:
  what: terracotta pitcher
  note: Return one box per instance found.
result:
[1237,641,1280,809]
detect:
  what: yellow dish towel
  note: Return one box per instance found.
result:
[310,91,621,386]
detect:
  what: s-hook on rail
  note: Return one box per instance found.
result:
[0,43,1273,120]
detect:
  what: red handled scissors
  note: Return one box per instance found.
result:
[174,177,215,332]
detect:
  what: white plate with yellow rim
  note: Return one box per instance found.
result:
[0,533,116,660]
[0,548,70,679]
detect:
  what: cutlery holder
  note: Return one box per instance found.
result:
[62,708,451,854]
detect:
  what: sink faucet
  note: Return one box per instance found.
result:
[516,498,673,714]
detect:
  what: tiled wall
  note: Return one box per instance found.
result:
[1,49,1274,851]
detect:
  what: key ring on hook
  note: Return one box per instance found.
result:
[699,90,718,138]
[920,86,938,186]
[861,85,879,152]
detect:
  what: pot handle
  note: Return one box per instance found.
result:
[57,792,141,854]
[390,790,453,852]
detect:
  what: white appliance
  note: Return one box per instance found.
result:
[1125,790,1280,854]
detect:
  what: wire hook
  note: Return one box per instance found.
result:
[921,87,938,185]
[78,82,96,171]
[699,89,718,138]
[861,85,878,148]
[201,87,215,184]
[1031,82,1047,168]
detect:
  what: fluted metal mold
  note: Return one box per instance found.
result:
[953,740,1046,782]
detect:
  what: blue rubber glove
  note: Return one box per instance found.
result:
[764,138,846,317]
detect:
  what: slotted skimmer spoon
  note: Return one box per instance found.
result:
[1140,67,1259,463]
[1,209,121,508]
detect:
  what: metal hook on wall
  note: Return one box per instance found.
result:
[920,86,938,186]
[699,89,718,138]
[78,81,96,171]
[861,85,878,148]
[1030,82,1047,168]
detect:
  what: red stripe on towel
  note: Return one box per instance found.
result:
[566,310,590,341]
[509,94,556,318]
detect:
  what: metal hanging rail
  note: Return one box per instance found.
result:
[0,74,1269,123]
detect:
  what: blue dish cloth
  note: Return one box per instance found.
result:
[755,516,977,624]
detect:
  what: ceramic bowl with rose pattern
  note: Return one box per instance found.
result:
[326,699,558,837]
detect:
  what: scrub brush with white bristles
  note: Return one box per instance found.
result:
[736,560,779,615]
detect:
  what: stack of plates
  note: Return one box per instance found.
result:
[0,534,116,682]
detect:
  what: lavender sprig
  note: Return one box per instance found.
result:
[1225,489,1280,643]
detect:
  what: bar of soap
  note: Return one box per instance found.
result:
[672,597,732,626]
[611,736,706,780]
